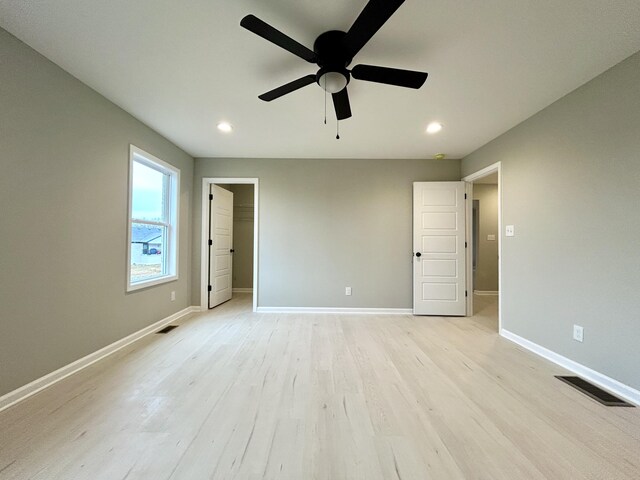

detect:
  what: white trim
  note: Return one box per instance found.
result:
[201,178,259,313]
[465,182,474,316]
[474,290,499,295]
[232,288,253,293]
[462,161,502,332]
[127,273,178,292]
[0,306,200,413]
[463,163,502,182]
[127,145,180,292]
[257,307,413,315]
[500,329,640,407]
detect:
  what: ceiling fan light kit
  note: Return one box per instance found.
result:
[240,0,428,131]
[318,69,349,94]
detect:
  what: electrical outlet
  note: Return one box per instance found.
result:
[573,325,584,342]
[170,291,176,302]
[506,225,515,237]
[345,287,352,296]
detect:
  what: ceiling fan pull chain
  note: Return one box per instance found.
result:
[323,78,327,124]
[324,92,327,125]
[336,120,340,140]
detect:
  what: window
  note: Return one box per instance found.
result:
[127,145,179,291]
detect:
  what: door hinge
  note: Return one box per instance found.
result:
[465,290,468,297]
[465,241,467,248]
[209,194,213,201]
[208,285,212,292]
[208,239,213,246]
[464,193,467,199]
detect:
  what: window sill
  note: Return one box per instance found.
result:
[127,274,178,292]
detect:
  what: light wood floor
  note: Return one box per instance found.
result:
[1,294,639,480]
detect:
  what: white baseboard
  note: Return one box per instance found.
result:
[0,306,200,413]
[474,290,499,295]
[500,329,640,407]
[256,306,412,315]
[232,288,253,293]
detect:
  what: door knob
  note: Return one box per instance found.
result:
[230,249,235,253]
[415,252,422,257]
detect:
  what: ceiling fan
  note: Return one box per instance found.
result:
[240,0,428,121]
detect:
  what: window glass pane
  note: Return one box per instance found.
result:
[130,223,167,283]
[131,160,167,221]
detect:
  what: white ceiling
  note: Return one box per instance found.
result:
[1,0,639,159]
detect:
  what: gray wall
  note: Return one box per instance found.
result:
[462,51,640,390]
[193,158,461,308]
[473,184,499,292]
[0,29,194,397]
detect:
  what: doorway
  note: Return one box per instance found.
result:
[463,163,502,331]
[200,178,259,312]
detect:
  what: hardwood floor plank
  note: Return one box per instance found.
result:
[0,294,638,479]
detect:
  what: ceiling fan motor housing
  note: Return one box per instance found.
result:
[314,30,352,92]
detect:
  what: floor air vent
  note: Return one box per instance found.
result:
[556,376,634,407]
[156,325,179,334]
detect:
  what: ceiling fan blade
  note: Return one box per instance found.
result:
[332,88,352,120]
[343,0,405,58]
[240,15,317,63]
[258,75,317,102]
[351,64,428,89]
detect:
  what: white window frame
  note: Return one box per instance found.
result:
[127,145,180,291]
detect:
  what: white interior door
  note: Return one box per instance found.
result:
[413,182,467,315]
[208,185,234,308]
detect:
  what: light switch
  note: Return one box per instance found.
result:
[506,225,515,237]
[487,234,496,241]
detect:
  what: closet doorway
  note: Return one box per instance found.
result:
[201,178,259,312]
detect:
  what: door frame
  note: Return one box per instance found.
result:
[462,162,502,331]
[200,178,259,312]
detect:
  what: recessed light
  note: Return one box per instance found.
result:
[217,122,233,133]
[426,122,443,134]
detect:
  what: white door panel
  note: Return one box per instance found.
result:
[422,259,458,277]
[208,185,233,308]
[413,182,466,315]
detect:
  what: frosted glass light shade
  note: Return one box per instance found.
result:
[319,71,348,93]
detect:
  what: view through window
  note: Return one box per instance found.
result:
[128,147,179,290]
